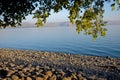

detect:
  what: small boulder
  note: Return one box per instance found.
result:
[36,77,44,80]
[0,69,8,78]
[62,77,71,80]
[26,77,32,80]
[45,71,52,77]
[7,70,14,77]
[49,75,57,80]
[12,75,19,80]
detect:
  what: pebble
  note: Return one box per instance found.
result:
[49,75,57,80]
[43,75,48,80]
[45,71,52,77]
[22,68,28,73]
[36,77,44,80]
[71,73,77,79]
[12,75,19,80]
[0,48,119,80]
[0,69,8,78]
[9,63,15,67]
[88,75,96,80]
[26,77,32,80]
[7,70,14,77]
[62,77,71,80]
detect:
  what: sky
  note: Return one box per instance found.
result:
[103,2,120,21]
[23,3,120,23]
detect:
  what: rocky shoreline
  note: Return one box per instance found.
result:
[0,48,120,80]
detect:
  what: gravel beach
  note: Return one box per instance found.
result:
[0,48,120,80]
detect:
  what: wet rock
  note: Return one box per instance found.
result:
[106,56,111,59]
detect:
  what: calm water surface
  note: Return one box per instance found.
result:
[0,25,120,57]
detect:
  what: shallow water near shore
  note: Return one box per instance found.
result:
[0,25,120,57]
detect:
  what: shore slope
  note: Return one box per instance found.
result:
[0,48,120,80]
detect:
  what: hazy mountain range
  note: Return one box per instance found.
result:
[20,21,74,28]
[20,20,120,28]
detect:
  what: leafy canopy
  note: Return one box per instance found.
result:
[0,0,120,39]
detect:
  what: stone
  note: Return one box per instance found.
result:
[88,75,96,80]
[9,63,15,67]
[43,75,48,80]
[1,79,7,80]
[22,68,29,73]
[71,73,77,79]
[28,64,32,68]
[0,54,2,58]
[79,77,87,80]
[0,69,8,78]
[36,77,44,80]
[7,70,14,77]
[12,75,19,80]
[49,75,57,80]
[21,77,25,80]
[59,70,65,76]
[45,71,52,77]
[31,67,35,71]
[26,77,32,80]
[36,66,40,70]
[6,78,11,80]
[51,68,55,72]
[44,66,50,69]
[97,78,106,80]
[18,71,25,77]
[36,72,40,75]
[77,73,83,79]
[3,62,8,65]
[62,77,71,80]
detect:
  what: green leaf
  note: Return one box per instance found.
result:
[116,0,119,5]
[111,3,115,10]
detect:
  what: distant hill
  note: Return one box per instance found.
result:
[107,20,120,25]
[19,21,74,28]
[44,22,74,27]
[20,20,120,28]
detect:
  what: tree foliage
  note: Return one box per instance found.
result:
[0,0,120,39]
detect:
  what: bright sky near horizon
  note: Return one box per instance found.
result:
[24,4,120,23]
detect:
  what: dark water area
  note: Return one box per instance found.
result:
[0,25,120,57]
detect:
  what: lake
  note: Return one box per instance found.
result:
[0,25,120,57]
